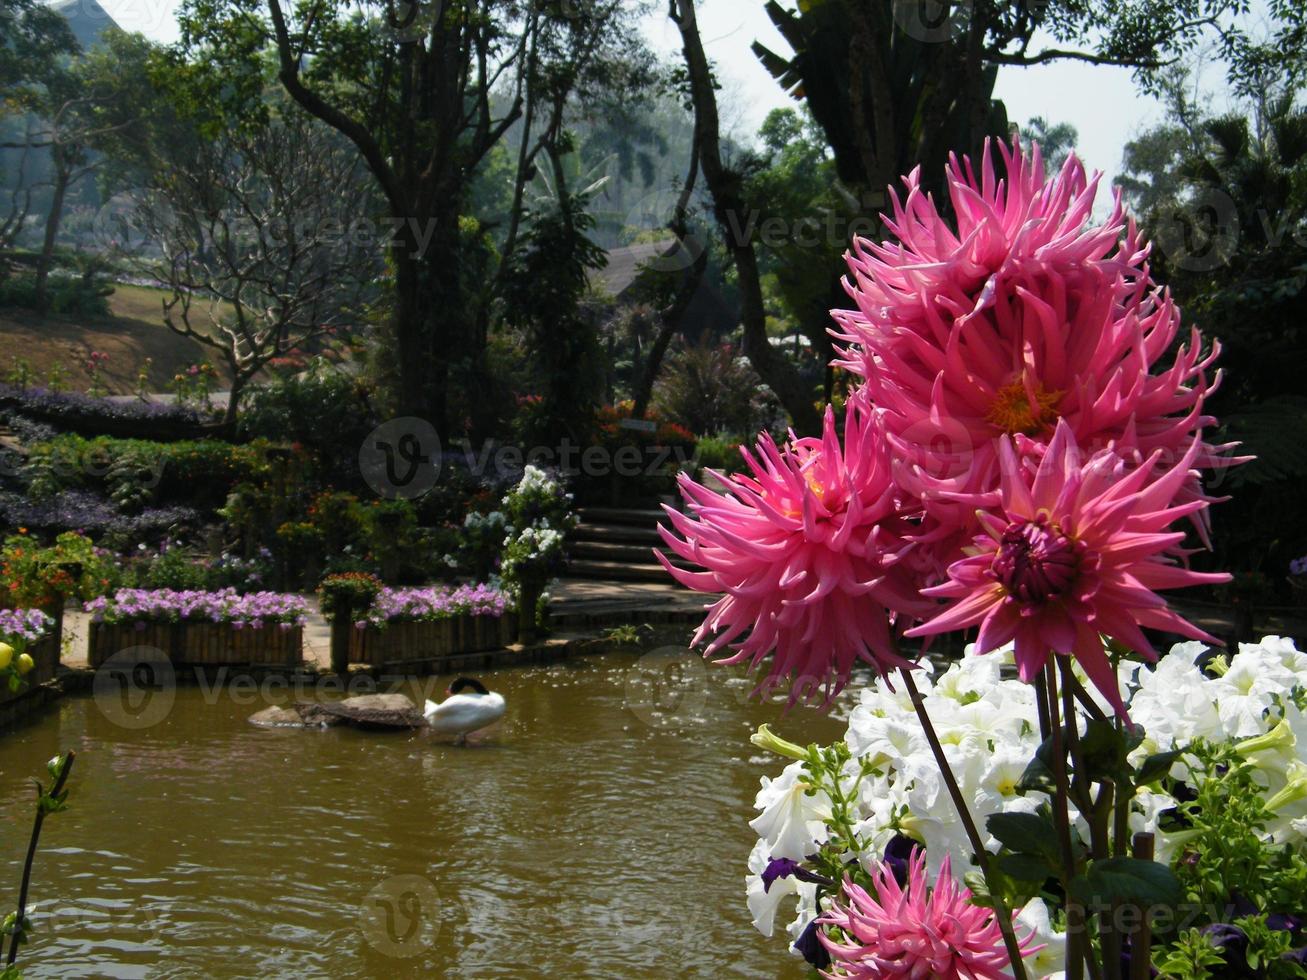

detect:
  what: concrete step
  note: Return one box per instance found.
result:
[569,538,693,568]
[576,506,668,527]
[569,520,664,545]
[565,558,680,583]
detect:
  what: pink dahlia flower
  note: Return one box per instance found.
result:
[819,848,1037,979]
[832,138,1231,571]
[657,404,928,705]
[907,421,1231,716]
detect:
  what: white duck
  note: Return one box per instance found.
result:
[424,677,505,744]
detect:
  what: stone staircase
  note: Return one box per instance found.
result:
[565,506,694,583]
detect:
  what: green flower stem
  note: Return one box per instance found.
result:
[1128,833,1155,980]
[898,668,1029,980]
[1058,658,1118,980]
[6,752,75,968]
[1047,661,1102,980]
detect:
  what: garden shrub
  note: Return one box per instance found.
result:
[238,364,378,483]
[21,434,272,510]
[0,531,121,607]
[692,433,747,476]
[0,273,111,317]
[651,341,781,438]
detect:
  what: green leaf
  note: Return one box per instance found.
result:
[997,852,1055,882]
[986,811,1061,862]
[1136,749,1183,786]
[1076,719,1137,782]
[1017,754,1056,794]
[1069,857,1183,908]
[962,869,993,906]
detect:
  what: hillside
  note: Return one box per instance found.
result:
[0,284,233,394]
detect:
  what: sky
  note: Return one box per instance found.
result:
[93,0,1199,191]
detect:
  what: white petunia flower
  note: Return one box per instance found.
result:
[749,763,831,861]
[1014,897,1067,979]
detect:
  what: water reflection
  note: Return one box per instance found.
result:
[1,652,848,978]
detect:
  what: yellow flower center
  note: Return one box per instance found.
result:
[985,377,1063,436]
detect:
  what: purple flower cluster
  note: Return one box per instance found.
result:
[0,607,54,643]
[0,384,212,426]
[356,583,510,629]
[85,589,310,629]
[0,491,200,539]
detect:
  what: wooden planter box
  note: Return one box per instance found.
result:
[0,602,63,709]
[346,614,513,667]
[0,629,61,709]
[89,621,302,668]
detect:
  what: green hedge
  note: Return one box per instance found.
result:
[23,434,274,511]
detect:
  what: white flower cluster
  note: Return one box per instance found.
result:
[464,510,507,531]
[745,636,1307,973]
[512,464,560,497]
[502,526,566,562]
[1124,636,1307,851]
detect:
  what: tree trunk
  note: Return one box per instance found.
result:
[34,156,71,316]
[222,372,248,431]
[632,241,708,420]
[393,248,427,418]
[669,0,820,435]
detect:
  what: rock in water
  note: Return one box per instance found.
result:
[315,693,426,729]
[249,705,313,728]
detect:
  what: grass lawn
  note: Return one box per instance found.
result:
[0,283,236,394]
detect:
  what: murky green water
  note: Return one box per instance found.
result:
[1,651,847,978]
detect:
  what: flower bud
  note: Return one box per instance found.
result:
[751,724,808,761]
[1265,768,1307,814]
[1236,719,1295,758]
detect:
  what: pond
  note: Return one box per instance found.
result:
[0,651,848,978]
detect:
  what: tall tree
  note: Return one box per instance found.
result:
[176,0,649,437]
[0,0,77,274]
[128,109,380,425]
[668,0,820,434]
[753,0,1275,211]
[1118,72,1307,587]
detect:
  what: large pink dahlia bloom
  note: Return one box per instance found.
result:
[657,404,928,704]
[907,421,1231,716]
[832,138,1229,566]
[819,849,1037,980]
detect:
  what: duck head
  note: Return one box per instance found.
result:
[448,677,490,697]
